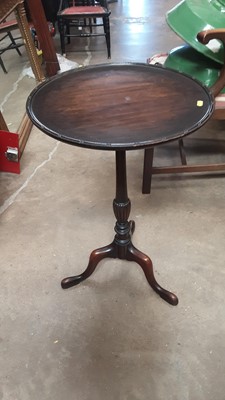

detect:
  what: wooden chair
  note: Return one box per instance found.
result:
[142,29,225,194]
[57,0,111,58]
[0,19,24,73]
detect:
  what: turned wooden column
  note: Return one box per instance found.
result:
[26,0,60,77]
[15,2,45,82]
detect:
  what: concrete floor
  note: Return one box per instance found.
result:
[1,1,225,399]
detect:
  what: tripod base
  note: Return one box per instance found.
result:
[61,220,178,306]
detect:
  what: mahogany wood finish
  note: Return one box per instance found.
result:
[61,151,178,305]
[26,63,213,305]
[142,29,225,194]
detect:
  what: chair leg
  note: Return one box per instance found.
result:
[142,148,154,194]
[178,139,187,165]
[0,55,7,73]
[89,18,92,34]
[58,18,66,54]
[103,17,111,58]
[7,31,22,56]
[66,21,70,44]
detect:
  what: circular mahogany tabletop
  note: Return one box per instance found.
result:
[26,63,214,151]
